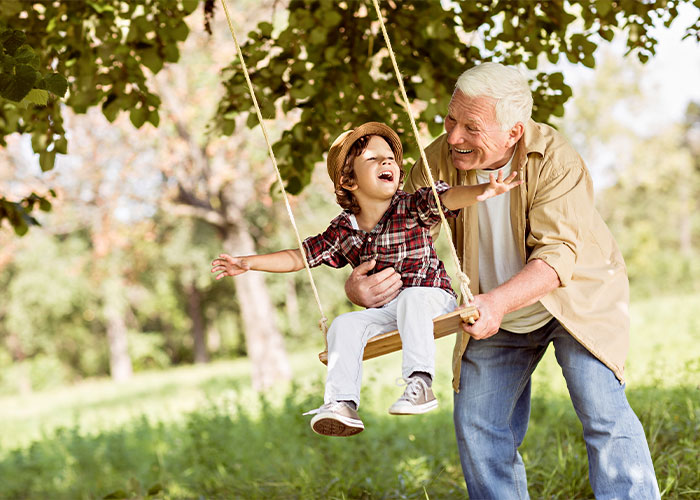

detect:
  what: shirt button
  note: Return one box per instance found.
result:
[368,237,372,242]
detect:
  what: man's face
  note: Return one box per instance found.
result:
[444,90,518,171]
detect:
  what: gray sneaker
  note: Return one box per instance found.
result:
[388,377,438,415]
[305,401,364,437]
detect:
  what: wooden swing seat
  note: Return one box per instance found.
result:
[318,305,478,364]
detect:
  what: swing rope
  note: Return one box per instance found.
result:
[220,0,329,342]
[370,0,474,305]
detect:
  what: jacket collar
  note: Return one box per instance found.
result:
[514,119,546,168]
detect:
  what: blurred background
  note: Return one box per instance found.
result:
[0,1,698,498]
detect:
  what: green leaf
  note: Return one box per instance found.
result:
[600,28,615,42]
[21,88,48,106]
[140,47,164,73]
[87,1,115,14]
[595,0,611,18]
[13,44,39,67]
[164,44,179,63]
[39,150,56,172]
[182,0,198,15]
[130,106,147,128]
[582,53,596,68]
[324,11,343,27]
[102,95,121,122]
[1,29,26,55]
[258,22,273,38]
[171,20,190,42]
[39,198,52,211]
[147,109,160,127]
[0,64,38,102]
[13,218,29,236]
[221,119,235,136]
[54,137,68,154]
[44,73,68,97]
[286,176,302,194]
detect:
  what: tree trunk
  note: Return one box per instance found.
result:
[286,278,301,333]
[678,173,693,257]
[102,278,133,382]
[186,280,209,363]
[6,332,32,395]
[225,224,291,391]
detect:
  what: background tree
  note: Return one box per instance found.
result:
[1,0,197,233]
[556,53,700,298]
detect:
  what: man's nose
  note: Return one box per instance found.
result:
[446,125,463,145]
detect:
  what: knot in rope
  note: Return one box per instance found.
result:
[318,317,329,336]
[455,270,474,304]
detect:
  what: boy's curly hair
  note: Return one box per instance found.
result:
[335,135,404,214]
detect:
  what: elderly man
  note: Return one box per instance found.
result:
[345,62,660,499]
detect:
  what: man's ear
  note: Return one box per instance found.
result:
[340,176,358,191]
[507,122,525,148]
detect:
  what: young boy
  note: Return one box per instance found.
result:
[211,122,521,437]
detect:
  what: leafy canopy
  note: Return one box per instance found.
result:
[1,0,699,233]
[0,0,197,234]
[213,0,698,194]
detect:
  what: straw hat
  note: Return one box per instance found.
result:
[326,122,403,189]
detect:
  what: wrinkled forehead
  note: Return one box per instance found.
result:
[448,91,498,120]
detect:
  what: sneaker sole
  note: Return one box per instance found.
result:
[388,399,438,415]
[311,414,364,437]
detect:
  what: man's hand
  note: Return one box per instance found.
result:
[345,259,402,308]
[460,292,505,340]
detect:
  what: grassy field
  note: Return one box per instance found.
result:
[0,294,698,499]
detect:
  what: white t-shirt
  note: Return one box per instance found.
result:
[476,151,552,333]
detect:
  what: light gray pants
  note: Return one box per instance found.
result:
[324,286,457,408]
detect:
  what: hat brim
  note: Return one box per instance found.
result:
[328,122,403,188]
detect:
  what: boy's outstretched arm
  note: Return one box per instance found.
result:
[440,170,522,210]
[211,249,304,279]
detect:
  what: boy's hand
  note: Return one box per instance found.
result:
[476,171,522,201]
[211,253,250,279]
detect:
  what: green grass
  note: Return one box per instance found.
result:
[0,294,698,499]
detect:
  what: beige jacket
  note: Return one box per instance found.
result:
[404,120,630,392]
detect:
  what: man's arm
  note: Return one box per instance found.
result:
[462,259,560,340]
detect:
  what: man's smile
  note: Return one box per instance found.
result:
[453,147,474,154]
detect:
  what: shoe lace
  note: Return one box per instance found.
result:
[395,377,426,403]
[302,400,346,416]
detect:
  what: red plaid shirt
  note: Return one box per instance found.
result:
[302,181,459,298]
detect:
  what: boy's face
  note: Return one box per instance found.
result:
[343,135,400,203]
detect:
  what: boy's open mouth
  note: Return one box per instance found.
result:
[378,171,394,181]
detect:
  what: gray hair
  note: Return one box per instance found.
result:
[455,62,533,130]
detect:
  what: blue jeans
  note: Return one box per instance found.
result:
[453,318,660,499]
